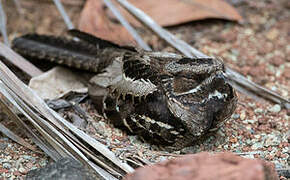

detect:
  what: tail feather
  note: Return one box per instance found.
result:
[12,34,112,73]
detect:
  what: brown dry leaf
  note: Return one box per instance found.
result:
[108,0,243,27]
[78,0,137,46]
[78,0,242,45]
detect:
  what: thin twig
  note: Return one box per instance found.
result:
[103,0,151,51]
[226,68,290,109]
[0,121,38,152]
[0,82,67,161]
[52,0,74,29]
[0,0,10,46]
[0,91,60,158]
[13,0,23,14]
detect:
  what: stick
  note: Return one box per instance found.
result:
[103,0,151,51]
[52,0,74,29]
[0,0,10,46]
[0,42,42,77]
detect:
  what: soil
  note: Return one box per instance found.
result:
[0,0,289,179]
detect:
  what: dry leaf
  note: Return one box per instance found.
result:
[78,0,242,45]
[78,0,137,46]
[108,0,243,27]
[29,67,88,100]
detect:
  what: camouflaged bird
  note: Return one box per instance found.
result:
[12,30,237,149]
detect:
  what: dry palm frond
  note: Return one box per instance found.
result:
[0,118,38,153]
[0,43,42,77]
[0,42,133,179]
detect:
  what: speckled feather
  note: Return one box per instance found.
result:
[12,33,126,73]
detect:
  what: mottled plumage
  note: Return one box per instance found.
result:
[12,30,237,149]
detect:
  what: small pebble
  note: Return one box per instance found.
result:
[23,155,36,162]
[269,104,281,113]
[232,113,240,119]
[242,154,255,159]
[254,108,264,114]
[266,28,279,40]
[3,162,12,169]
[246,139,253,145]
[251,143,263,150]
[231,49,240,56]
[18,167,26,174]
[264,135,281,147]
[243,119,255,124]
[30,166,39,170]
[227,54,237,62]
[223,145,228,149]
[281,89,288,97]
[244,28,253,35]
[240,111,246,120]
[159,156,167,162]
[248,103,256,108]
[271,86,277,91]
[254,135,261,139]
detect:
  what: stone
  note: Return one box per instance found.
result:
[251,143,264,150]
[269,56,284,67]
[3,162,11,169]
[254,108,264,114]
[268,104,281,113]
[123,152,278,180]
[240,111,246,120]
[25,158,98,180]
[29,67,87,100]
[266,29,279,40]
[19,167,27,174]
[232,113,240,119]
